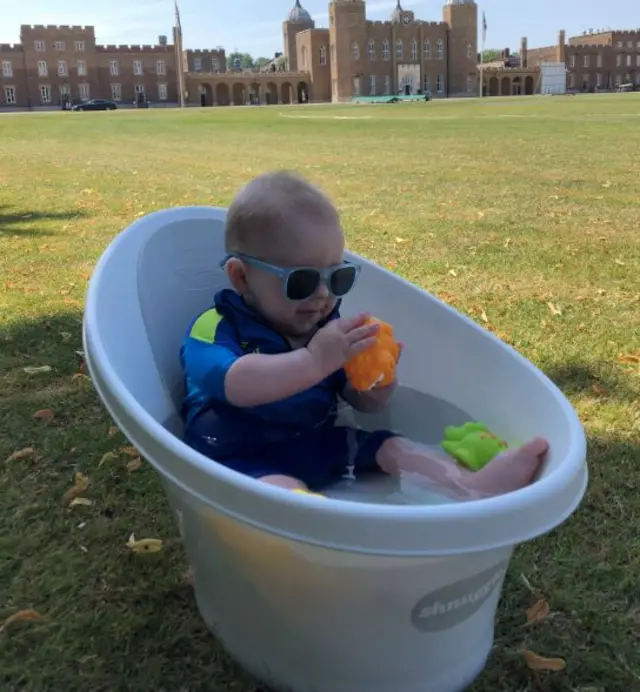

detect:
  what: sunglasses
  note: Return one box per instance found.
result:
[220,252,361,301]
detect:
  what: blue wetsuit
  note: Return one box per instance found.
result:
[180,289,395,489]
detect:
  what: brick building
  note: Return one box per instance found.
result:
[527,28,640,91]
[2,1,638,109]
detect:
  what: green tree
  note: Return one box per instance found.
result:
[481,49,502,62]
[227,52,254,70]
[254,57,271,69]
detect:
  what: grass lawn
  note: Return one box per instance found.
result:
[1,95,639,691]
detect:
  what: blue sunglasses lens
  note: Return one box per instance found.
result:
[286,265,357,300]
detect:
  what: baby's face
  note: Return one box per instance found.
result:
[243,220,345,338]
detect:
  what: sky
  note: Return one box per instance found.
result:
[0,0,637,57]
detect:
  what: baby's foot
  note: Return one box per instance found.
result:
[467,437,548,498]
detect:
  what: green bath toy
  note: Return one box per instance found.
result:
[441,422,509,471]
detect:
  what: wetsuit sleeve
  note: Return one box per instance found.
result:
[181,310,243,403]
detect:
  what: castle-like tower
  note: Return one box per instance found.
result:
[283,0,315,71]
[442,0,478,96]
[329,0,367,102]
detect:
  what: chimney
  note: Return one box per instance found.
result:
[520,37,528,68]
[158,34,167,46]
[557,29,566,63]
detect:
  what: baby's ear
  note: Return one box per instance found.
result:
[226,258,249,294]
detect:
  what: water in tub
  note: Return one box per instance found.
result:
[326,385,472,506]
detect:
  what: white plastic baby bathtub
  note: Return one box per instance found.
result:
[83,207,587,692]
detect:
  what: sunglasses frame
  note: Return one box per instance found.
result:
[220,252,361,301]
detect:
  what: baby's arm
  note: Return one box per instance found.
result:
[341,381,396,413]
[225,350,322,407]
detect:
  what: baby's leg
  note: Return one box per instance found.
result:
[259,474,309,491]
[376,437,547,500]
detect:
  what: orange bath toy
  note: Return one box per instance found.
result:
[344,318,400,391]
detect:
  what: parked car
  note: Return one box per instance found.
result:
[71,99,118,111]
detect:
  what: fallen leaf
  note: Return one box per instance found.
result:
[62,472,90,505]
[120,445,139,458]
[522,650,566,672]
[591,383,608,396]
[394,237,409,244]
[60,332,72,342]
[480,310,489,324]
[126,457,143,473]
[72,373,91,383]
[126,534,163,554]
[5,447,36,463]
[107,426,119,438]
[618,354,640,365]
[70,497,93,507]
[602,181,612,188]
[448,269,458,277]
[614,259,625,266]
[33,409,55,421]
[23,365,52,375]
[504,237,511,248]
[0,609,46,632]
[547,302,562,317]
[98,451,118,468]
[526,599,550,624]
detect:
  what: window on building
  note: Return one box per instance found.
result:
[58,60,68,77]
[301,45,308,69]
[570,55,576,67]
[111,83,122,101]
[109,60,119,76]
[212,57,219,71]
[626,54,632,66]
[39,85,51,103]
[436,73,443,93]
[158,83,168,100]
[624,72,631,83]
[636,73,640,85]
[59,83,70,100]
[396,39,403,59]
[616,41,623,48]
[319,45,327,65]
[2,60,12,78]
[368,39,375,60]
[369,74,376,95]
[569,73,575,88]
[382,40,389,61]
[135,84,145,95]
[157,60,166,75]
[583,73,590,87]
[75,41,85,52]
[384,75,391,94]
[4,86,16,104]
[353,76,360,96]
[133,60,143,75]
[466,74,473,92]
[77,60,86,76]
[596,72,602,88]
[637,55,640,67]
[597,53,602,67]
[466,42,472,59]
[410,40,417,60]
[637,41,640,49]
[34,40,45,52]
[436,39,444,60]
[352,42,359,60]
[616,54,622,66]
[37,61,48,77]
[583,55,589,67]
[79,83,90,100]
[54,41,65,52]
[423,40,431,59]
[194,57,202,71]
[423,74,430,92]
[627,41,633,48]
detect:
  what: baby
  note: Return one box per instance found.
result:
[180,171,548,500]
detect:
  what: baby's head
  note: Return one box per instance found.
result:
[224,171,358,338]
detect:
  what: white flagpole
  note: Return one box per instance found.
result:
[479,9,486,98]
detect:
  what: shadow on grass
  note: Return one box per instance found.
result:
[0,205,86,237]
[545,360,639,402]
[1,312,638,692]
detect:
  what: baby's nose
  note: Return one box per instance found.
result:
[314,280,330,298]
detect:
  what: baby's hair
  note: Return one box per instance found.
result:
[224,170,339,256]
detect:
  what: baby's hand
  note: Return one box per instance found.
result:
[347,343,403,412]
[307,313,379,380]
